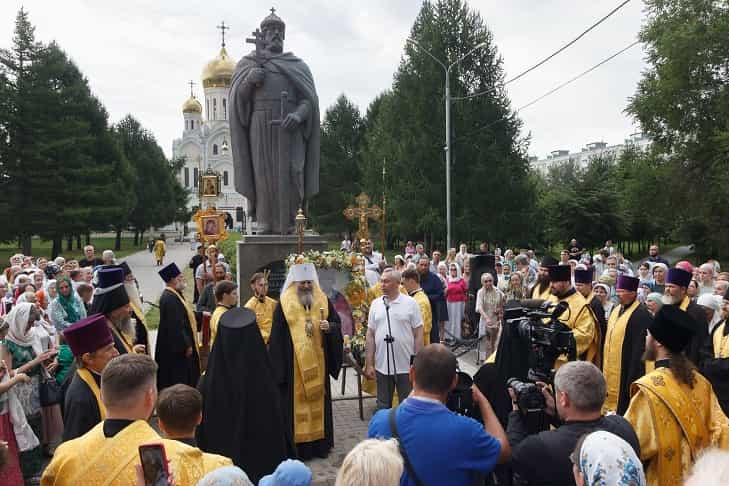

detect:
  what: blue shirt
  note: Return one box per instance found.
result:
[368,397,501,486]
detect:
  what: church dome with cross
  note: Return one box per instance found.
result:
[201,46,235,88]
[182,94,202,114]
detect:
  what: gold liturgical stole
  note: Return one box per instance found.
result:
[280,284,329,443]
[167,288,201,367]
[603,299,639,412]
[109,325,133,354]
[245,296,277,345]
[76,368,106,420]
[713,323,729,358]
[632,368,711,485]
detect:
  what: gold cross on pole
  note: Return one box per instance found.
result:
[343,192,382,243]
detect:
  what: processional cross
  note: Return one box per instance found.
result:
[343,192,382,243]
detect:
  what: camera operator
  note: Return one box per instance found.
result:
[507,361,639,486]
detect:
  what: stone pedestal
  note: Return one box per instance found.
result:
[236,233,328,302]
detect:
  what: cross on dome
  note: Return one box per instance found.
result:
[217,20,230,47]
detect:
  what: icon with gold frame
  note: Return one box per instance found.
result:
[201,174,219,197]
[193,207,228,244]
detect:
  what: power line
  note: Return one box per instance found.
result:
[455,40,640,142]
[452,0,633,102]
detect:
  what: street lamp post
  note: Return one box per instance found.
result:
[406,39,488,250]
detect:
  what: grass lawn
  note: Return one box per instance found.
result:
[144,267,194,330]
[0,237,145,263]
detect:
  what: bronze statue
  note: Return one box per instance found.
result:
[229,8,320,234]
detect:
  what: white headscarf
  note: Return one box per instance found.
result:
[281,263,320,293]
[697,293,723,332]
[577,431,645,486]
[4,302,35,347]
[447,262,462,283]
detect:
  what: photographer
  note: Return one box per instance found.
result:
[507,361,639,486]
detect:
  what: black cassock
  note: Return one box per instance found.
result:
[704,321,729,415]
[267,297,343,460]
[613,303,651,415]
[154,288,201,390]
[197,307,294,483]
[684,301,712,370]
[62,370,102,441]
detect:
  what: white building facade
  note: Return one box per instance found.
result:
[172,42,248,232]
[531,132,651,174]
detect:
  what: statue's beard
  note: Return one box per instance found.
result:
[112,315,135,340]
[125,283,143,311]
[297,288,313,309]
[268,39,283,53]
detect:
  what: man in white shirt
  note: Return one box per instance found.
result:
[364,268,424,409]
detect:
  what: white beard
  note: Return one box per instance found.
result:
[662,293,681,305]
[113,315,136,341]
[125,282,143,311]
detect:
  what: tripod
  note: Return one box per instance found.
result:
[383,295,398,407]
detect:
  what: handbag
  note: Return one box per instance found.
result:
[39,368,62,407]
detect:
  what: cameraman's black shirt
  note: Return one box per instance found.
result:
[507,412,639,486]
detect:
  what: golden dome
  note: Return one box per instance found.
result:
[182,95,202,114]
[202,47,235,88]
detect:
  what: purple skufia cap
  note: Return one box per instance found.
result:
[63,314,113,357]
[666,267,692,288]
[616,275,639,292]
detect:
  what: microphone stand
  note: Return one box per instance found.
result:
[383,295,397,406]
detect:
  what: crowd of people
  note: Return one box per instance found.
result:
[0,236,728,486]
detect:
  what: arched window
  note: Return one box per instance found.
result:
[213,144,218,155]
[185,120,188,131]
[190,120,194,130]
[222,98,227,120]
[223,171,229,186]
[193,168,199,187]
[213,98,217,120]
[206,99,210,119]
[184,167,189,187]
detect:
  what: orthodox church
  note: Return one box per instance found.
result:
[172,26,248,232]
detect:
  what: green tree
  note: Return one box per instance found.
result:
[627,0,729,257]
[361,0,533,251]
[309,94,365,234]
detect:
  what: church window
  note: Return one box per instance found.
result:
[206,99,210,119]
[223,98,227,120]
[213,144,218,155]
[213,98,217,120]
[223,171,229,186]
[190,120,194,130]
[193,168,198,187]
[185,120,188,130]
[184,167,189,187]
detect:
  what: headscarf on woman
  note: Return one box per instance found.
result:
[573,430,645,486]
[4,302,36,347]
[697,293,723,333]
[55,276,83,324]
[447,262,462,283]
[197,465,253,486]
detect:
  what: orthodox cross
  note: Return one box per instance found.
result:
[217,21,230,47]
[270,7,276,15]
[343,192,382,243]
[188,80,196,97]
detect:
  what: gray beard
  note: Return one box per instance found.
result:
[297,288,314,309]
[662,294,681,305]
[112,315,135,340]
[125,282,143,311]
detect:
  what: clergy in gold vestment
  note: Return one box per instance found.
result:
[529,256,558,301]
[267,263,343,460]
[624,305,729,486]
[402,269,433,346]
[601,275,650,415]
[546,265,599,365]
[42,354,231,486]
[703,290,729,415]
[244,272,277,345]
[209,281,239,345]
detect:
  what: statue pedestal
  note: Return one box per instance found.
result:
[236,233,328,302]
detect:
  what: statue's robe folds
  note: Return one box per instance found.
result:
[624,364,729,486]
[41,420,231,486]
[229,51,320,233]
[267,286,343,460]
[602,299,651,415]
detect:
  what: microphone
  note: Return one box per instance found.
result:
[382,295,389,309]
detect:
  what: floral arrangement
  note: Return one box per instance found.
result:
[286,250,371,366]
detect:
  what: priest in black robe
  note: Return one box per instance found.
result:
[574,269,607,364]
[61,313,119,441]
[117,261,150,354]
[601,275,651,415]
[155,263,201,390]
[197,306,294,482]
[267,263,343,460]
[665,267,712,369]
[89,267,141,355]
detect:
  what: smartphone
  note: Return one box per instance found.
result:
[138,443,170,486]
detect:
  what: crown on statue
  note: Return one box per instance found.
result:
[261,7,285,31]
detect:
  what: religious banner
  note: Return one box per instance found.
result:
[193,207,228,245]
